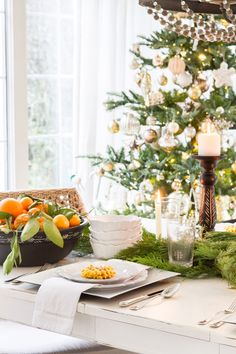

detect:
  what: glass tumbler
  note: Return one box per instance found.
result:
[167,221,195,267]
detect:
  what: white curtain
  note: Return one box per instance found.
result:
[74,0,157,208]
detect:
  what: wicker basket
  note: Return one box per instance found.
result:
[0,188,88,266]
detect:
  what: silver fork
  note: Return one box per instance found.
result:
[210,299,236,328]
[198,298,236,326]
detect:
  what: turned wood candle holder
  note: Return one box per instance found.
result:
[192,155,223,232]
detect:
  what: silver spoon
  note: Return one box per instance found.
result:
[130,283,181,311]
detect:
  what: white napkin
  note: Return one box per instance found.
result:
[32,277,93,335]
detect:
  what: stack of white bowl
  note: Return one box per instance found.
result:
[89,215,142,259]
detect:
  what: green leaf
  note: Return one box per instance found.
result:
[43,219,64,248]
[21,219,40,242]
[0,211,13,219]
[56,208,76,220]
[3,234,21,274]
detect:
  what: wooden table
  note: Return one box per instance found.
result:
[1,266,236,354]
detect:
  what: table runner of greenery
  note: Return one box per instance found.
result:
[75,227,236,287]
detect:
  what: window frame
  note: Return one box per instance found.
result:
[5,0,28,190]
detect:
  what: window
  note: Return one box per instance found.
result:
[26,0,77,188]
[0,0,8,190]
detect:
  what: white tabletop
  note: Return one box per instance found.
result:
[1,262,236,354]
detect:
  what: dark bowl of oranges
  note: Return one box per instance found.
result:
[0,195,88,272]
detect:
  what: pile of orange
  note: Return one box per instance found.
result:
[0,197,81,232]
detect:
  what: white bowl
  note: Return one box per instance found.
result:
[89,215,141,232]
[90,238,139,259]
[90,233,142,246]
[89,226,142,242]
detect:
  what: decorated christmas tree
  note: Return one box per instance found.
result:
[89,31,236,219]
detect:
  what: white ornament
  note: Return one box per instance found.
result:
[140,179,153,192]
[132,43,140,54]
[130,58,141,70]
[120,113,140,135]
[216,106,225,115]
[152,54,163,67]
[167,121,179,134]
[168,56,186,75]
[128,160,141,170]
[146,116,157,125]
[176,72,193,88]
[213,62,235,88]
[145,91,164,106]
[184,125,196,139]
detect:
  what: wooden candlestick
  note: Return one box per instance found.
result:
[192,155,222,232]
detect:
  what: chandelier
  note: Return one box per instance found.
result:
[139,0,236,42]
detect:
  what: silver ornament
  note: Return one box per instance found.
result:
[146,116,157,125]
[167,121,179,134]
[184,125,196,139]
[120,113,140,135]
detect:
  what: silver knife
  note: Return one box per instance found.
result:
[119,289,164,307]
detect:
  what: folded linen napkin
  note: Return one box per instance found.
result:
[32,277,93,335]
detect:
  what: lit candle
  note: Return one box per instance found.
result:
[155,190,162,238]
[198,123,221,156]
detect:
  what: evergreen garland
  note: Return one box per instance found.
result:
[75,228,236,287]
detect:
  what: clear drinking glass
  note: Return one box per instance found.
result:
[167,220,195,267]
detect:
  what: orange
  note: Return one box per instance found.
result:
[14,214,30,229]
[0,198,24,218]
[30,203,48,213]
[28,207,41,216]
[20,197,33,210]
[69,214,81,227]
[37,216,46,230]
[53,214,70,229]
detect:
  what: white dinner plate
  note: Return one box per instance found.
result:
[57,260,146,285]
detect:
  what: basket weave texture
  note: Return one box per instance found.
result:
[0,187,86,215]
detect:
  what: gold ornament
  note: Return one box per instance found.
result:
[102,162,114,172]
[188,86,202,101]
[232,162,236,174]
[168,56,186,75]
[140,72,152,95]
[107,120,120,134]
[135,71,144,86]
[196,74,209,93]
[158,75,168,86]
[143,128,158,143]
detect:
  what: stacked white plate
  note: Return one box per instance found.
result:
[88,215,142,259]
